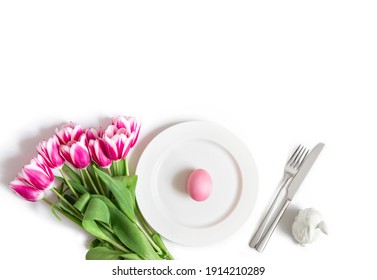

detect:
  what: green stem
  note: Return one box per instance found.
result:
[136,204,153,235]
[107,240,130,254]
[42,198,82,226]
[98,222,130,253]
[134,221,163,255]
[153,234,174,260]
[117,160,125,176]
[80,169,99,195]
[42,197,54,206]
[107,166,113,177]
[114,160,119,176]
[51,188,82,218]
[60,168,80,199]
[124,158,129,176]
[94,168,106,196]
[83,168,100,195]
[135,204,173,259]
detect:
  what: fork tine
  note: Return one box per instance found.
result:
[288,145,303,165]
[300,148,309,166]
[293,147,309,168]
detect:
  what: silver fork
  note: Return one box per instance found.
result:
[249,145,309,248]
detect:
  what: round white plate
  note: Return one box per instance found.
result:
[135,121,258,246]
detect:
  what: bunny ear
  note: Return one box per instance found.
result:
[317,221,329,235]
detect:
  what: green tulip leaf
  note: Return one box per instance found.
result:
[93,166,135,222]
[69,181,88,194]
[52,201,82,226]
[86,247,125,260]
[91,195,161,260]
[74,192,91,212]
[56,176,87,195]
[62,164,83,184]
[50,204,62,221]
[114,175,138,205]
[81,197,121,251]
[90,239,114,250]
[121,253,143,260]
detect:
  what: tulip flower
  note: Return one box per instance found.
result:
[88,138,112,168]
[85,127,104,143]
[9,179,44,202]
[102,125,134,161]
[60,135,91,169]
[112,116,141,147]
[55,122,83,145]
[37,135,65,169]
[19,156,55,190]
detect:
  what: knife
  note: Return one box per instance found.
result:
[255,143,325,252]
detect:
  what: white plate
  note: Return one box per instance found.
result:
[135,121,258,246]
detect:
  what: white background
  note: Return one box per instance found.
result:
[1,1,376,279]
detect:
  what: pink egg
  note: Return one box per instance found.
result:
[186,169,212,201]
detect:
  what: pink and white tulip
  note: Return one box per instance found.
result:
[37,135,65,169]
[9,179,44,202]
[85,127,104,143]
[55,122,83,145]
[88,138,112,168]
[102,125,134,161]
[19,156,55,190]
[112,116,141,147]
[60,135,91,169]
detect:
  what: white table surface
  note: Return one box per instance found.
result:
[1,1,376,279]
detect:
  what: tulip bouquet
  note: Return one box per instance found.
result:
[8,116,173,260]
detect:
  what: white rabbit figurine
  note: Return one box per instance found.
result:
[292,208,328,246]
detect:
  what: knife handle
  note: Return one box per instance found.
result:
[255,199,291,252]
[249,175,292,248]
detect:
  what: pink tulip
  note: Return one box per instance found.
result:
[88,138,112,168]
[37,135,65,169]
[19,156,55,190]
[55,122,83,145]
[102,125,134,161]
[85,127,104,142]
[60,135,91,169]
[112,116,141,147]
[9,179,44,202]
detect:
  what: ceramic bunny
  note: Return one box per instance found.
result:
[292,208,328,246]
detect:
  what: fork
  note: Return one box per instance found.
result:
[249,145,309,248]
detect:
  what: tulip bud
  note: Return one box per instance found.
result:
[85,127,104,143]
[88,138,112,168]
[55,122,83,145]
[9,179,44,202]
[102,125,134,161]
[37,135,65,169]
[60,135,91,169]
[19,156,54,190]
[112,116,141,147]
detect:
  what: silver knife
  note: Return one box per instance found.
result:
[255,143,325,252]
